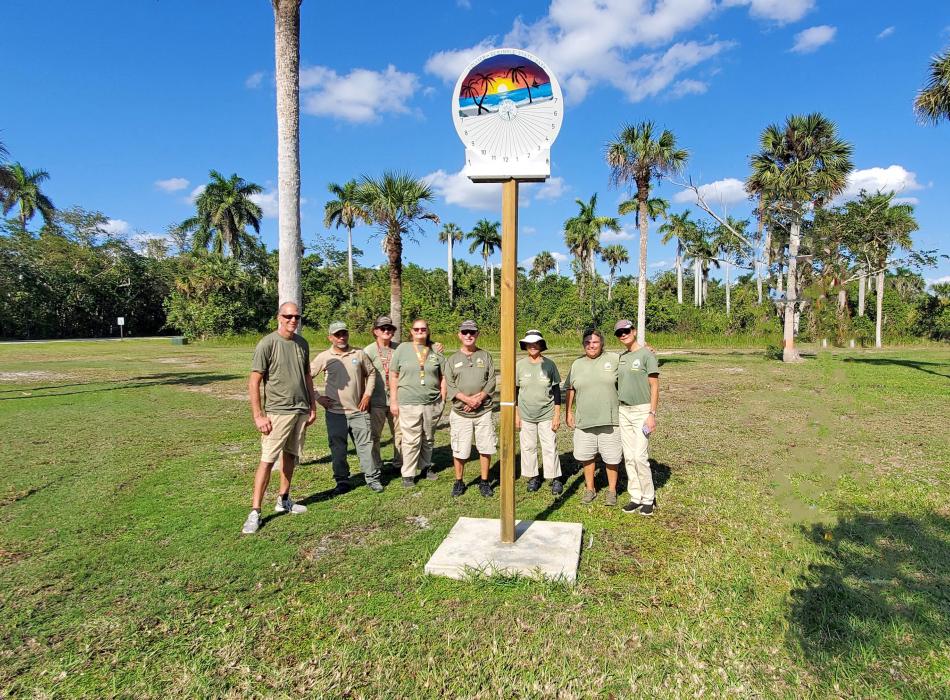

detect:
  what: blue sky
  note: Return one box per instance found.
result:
[5,0,949,285]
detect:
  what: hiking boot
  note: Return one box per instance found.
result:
[526,476,543,492]
[551,479,564,496]
[605,490,618,507]
[275,495,307,514]
[622,501,642,514]
[451,479,466,497]
[639,502,655,516]
[241,510,260,534]
[332,481,352,496]
[478,479,494,498]
[367,481,385,493]
[580,489,597,504]
[402,477,416,489]
[422,468,438,481]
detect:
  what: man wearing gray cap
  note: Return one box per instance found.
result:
[364,315,403,474]
[310,321,382,494]
[445,319,497,497]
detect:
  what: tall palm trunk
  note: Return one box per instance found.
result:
[875,269,884,348]
[346,223,354,301]
[858,268,866,316]
[694,258,701,307]
[274,0,302,308]
[447,236,454,305]
[483,255,489,298]
[387,233,403,343]
[783,217,803,362]
[490,261,495,298]
[608,271,615,301]
[702,264,709,305]
[725,261,731,316]
[636,191,649,343]
[675,241,683,304]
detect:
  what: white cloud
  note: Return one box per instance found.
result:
[102,219,130,236]
[423,169,565,210]
[894,197,919,206]
[673,177,747,205]
[245,71,265,89]
[155,177,189,193]
[876,26,895,40]
[301,64,419,122]
[649,259,672,268]
[791,25,836,54]
[838,165,924,202]
[722,0,814,24]
[250,190,279,218]
[601,226,635,243]
[425,2,735,105]
[669,79,708,98]
[523,225,538,235]
[927,275,950,287]
[186,185,206,204]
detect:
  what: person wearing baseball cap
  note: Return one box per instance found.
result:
[614,319,660,515]
[364,315,403,475]
[310,321,382,495]
[445,320,497,497]
[516,329,563,495]
[563,327,622,506]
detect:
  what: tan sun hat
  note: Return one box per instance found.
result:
[519,329,547,351]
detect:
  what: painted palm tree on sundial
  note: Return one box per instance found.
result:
[564,193,620,300]
[179,170,263,259]
[324,179,368,301]
[606,121,688,344]
[467,218,501,299]
[0,163,56,229]
[473,72,497,115]
[505,65,533,103]
[439,222,464,305]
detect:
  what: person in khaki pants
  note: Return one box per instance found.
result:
[389,319,446,487]
[242,302,317,535]
[614,319,660,516]
[515,330,563,496]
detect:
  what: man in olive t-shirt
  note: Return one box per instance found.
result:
[242,302,317,535]
[445,319,497,498]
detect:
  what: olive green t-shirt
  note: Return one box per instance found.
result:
[445,348,496,417]
[563,351,620,429]
[390,342,446,406]
[618,347,659,406]
[364,340,398,408]
[516,356,561,423]
[251,331,311,414]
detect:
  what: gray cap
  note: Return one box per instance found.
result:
[373,315,395,329]
[328,321,348,334]
[613,319,634,333]
[459,319,479,332]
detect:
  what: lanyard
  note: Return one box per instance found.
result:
[377,342,392,383]
[413,344,430,385]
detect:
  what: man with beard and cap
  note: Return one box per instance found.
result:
[310,321,382,494]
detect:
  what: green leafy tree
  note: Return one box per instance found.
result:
[712,216,751,317]
[600,244,629,301]
[324,179,368,300]
[531,251,556,280]
[467,218,501,299]
[607,121,688,343]
[683,222,719,308]
[914,47,950,124]
[564,194,619,300]
[1,163,55,228]
[180,170,263,259]
[355,172,439,342]
[747,113,853,362]
[439,222,464,305]
[658,210,694,304]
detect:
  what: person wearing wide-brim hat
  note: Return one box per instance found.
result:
[515,329,563,495]
[563,328,622,506]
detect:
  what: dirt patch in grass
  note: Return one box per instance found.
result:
[300,523,383,561]
[0,371,69,383]
[181,385,247,401]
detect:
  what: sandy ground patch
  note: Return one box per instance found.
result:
[0,371,69,382]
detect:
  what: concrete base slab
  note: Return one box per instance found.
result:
[424,517,583,584]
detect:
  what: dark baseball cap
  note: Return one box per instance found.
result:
[374,315,396,329]
[459,319,479,332]
[613,319,634,335]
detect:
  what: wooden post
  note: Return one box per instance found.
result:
[499,179,518,543]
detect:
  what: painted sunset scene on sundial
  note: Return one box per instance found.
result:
[458,53,553,117]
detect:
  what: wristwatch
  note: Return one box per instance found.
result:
[648,411,657,416]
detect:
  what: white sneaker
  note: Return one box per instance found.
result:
[241,510,261,534]
[275,495,307,514]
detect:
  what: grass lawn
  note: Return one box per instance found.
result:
[1,339,947,698]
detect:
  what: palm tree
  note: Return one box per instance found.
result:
[467,219,501,298]
[473,72,497,115]
[914,48,950,124]
[324,179,367,301]
[844,191,918,348]
[439,222,464,305]
[531,251,557,280]
[0,139,14,194]
[712,217,750,316]
[658,210,694,304]
[355,172,439,342]
[505,65,533,103]
[0,163,56,228]
[607,121,688,344]
[683,224,718,307]
[747,113,853,362]
[273,0,303,307]
[180,170,263,258]
[600,244,630,301]
[564,194,620,300]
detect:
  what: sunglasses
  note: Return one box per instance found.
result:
[411,327,428,332]
[615,329,632,337]
[332,330,349,337]
[280,314,301,320]
[460,330,477,336]
[378,326,396,332]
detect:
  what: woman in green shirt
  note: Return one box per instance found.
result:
[515,330,563,495]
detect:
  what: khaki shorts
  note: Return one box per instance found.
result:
[260,412,309,463]
[449,411,497,459]
[572,425,622,464]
